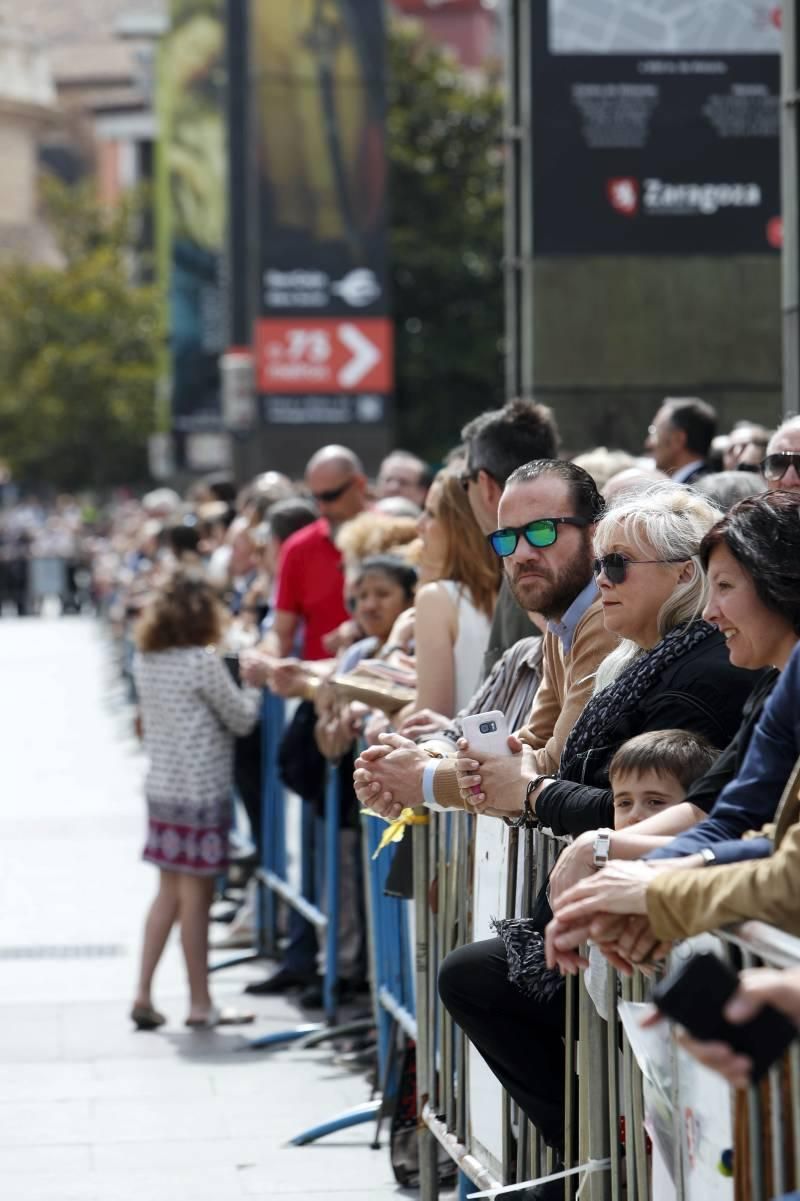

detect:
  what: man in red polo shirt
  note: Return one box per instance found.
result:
[268,445,368,660]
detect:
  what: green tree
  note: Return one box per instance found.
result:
[388,22,505,461]
[0,180,160,491]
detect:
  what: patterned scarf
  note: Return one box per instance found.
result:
[559,620,717,778]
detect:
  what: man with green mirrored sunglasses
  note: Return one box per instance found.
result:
[354,459,620,819]
[488,517,590,558]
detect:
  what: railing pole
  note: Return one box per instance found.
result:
[414,814,439,1200]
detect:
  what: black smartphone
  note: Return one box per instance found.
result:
[223,653,241,686]
[651,951,796,1083]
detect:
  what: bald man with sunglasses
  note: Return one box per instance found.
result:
[354,460,619,819]
[255,445,368,663]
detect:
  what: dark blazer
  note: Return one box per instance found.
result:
[679,461,710,486]
[534,628,764,837]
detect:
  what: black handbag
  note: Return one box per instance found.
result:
[277,700,327,804]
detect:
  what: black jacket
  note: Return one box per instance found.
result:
[535,629,764,837]
[680,668,778,815]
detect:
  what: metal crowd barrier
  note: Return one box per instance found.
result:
[234,690,342,1048]
[226,696,421,1147]
[411,813,800,1201]
[211,687,800,1193]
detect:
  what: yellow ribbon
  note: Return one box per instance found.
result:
[364,807,429,858]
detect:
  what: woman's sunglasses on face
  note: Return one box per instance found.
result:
[761,453,800,482]
[593,553,687,585]
[487,517,589,558]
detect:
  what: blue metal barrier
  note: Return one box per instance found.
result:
[245,690,340,1047]
[210,689,284,973]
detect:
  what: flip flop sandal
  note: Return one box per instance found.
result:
[185,1006,255,1029]
[130,1004,167,1031]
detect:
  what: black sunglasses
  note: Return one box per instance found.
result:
[488,517,589,558]
[593,553,687,585]
[761,453,800,482]
[312,477,355,504]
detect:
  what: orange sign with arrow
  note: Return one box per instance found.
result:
[255,318,393,394]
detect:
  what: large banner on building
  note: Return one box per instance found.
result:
[250,0,392,425]
[158,0,226,432]
[532,1,781,255]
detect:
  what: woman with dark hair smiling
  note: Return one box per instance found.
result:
[547,489,800,903]
[546,489,800,927]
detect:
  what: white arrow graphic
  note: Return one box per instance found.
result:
[337,323,381,388]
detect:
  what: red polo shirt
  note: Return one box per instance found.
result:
[274,517,349,661]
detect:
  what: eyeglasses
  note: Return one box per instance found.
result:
[487,517,589,558]
[760,453,800,482]
[593,553,687,585]
[311,478,355,504]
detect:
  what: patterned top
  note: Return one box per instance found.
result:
[134,647,261,815]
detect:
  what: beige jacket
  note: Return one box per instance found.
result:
[647,758,800,940]
[431,598,618,808]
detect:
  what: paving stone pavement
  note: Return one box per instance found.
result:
[0,616,441,1201]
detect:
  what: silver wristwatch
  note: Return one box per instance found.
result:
[699,847,717,866]
[592,828,612,868]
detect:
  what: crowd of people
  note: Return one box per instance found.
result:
[35,396,800,1194]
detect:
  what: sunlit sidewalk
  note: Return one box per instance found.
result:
[0,617,410,1201]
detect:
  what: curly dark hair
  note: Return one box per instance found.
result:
[135,571,226,652]
[699,489,800,634]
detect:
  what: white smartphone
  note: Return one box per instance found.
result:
[460,710,512,757]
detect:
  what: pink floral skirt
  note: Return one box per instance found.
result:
[143,795,231,877]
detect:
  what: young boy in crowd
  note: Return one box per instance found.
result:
[586,728,719,1018]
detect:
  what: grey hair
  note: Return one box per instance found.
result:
[593,483,720,691]
[693,470,765,512]
[767,414,800,454]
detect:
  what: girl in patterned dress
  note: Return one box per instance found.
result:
[131,572,260,1029]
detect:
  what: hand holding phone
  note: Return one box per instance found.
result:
[459,710,512,800]
[651,952,796,1082]
[460,710,512,759]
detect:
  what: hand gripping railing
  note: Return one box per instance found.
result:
[410,803,800,1201]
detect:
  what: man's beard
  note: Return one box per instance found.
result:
[507,536,593,622]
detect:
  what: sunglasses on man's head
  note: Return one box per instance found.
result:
[760,453,800,482]
[593,553,687,585]
[487,516,589,558]
[311,478,354,504]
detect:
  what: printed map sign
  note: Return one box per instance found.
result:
[533,0,781,255]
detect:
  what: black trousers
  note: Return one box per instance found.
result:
[438,936,566,1149]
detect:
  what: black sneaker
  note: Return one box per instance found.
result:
[243,968,311,996]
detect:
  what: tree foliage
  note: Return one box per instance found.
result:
[0,180,160,491]
[388,22,505,461]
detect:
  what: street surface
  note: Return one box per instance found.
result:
[0,616,423,1201]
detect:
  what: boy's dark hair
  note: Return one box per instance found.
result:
[504,459,605,523]
[461,398,560,485]
[608,729,719,793]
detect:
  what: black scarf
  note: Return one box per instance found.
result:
[559,619,716,777]
[494,619,716,1002]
